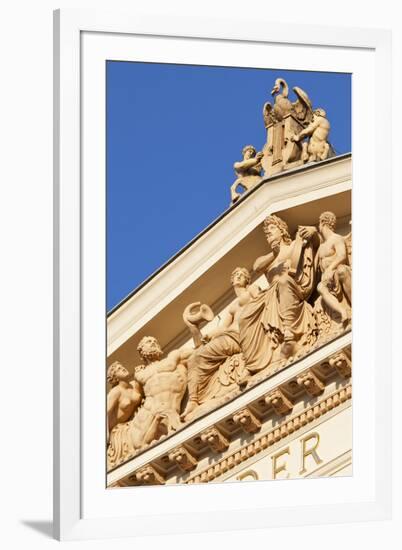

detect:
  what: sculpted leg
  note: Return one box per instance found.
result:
[338,265,352,306]
[131,409,162,450]
[319,142,330,161]
[317,281,348,323]
[182,333,242,419]
[181,354,201,420]
[230,180,242,203]
[301,141,309,162]
[276,276,299,358]
[276,276,303,335]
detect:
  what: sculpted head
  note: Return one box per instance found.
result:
[242,145,256,160]
[230,266,251,288]
[263,214,292,246]
[319,211,337,232]
[107,361,129,386]
[137,336,163,362]
[314,108,326,118]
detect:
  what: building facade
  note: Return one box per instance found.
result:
[106,151,352,488]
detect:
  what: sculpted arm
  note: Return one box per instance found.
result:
[295,118,319,140]
[249,283,262,298]
[107,387,119,417]
[166,348,194,368]
[253,252,275,274]
[205,309,234,340]
[130,379,143,398]
[107,386,120,440]
[298,225,320,250]
[234,154,263,171]
[328,237,348,272]
[134,366,151,386]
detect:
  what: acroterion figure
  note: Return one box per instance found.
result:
[230,145,263,203]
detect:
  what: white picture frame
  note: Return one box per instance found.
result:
[53,8,392,541]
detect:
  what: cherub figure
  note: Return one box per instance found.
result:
[240,214,318,364]
[292,108,331,162]
[230,145,263,203]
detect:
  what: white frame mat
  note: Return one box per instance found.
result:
[53,8,392,541]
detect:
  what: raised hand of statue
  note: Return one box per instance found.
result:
[183,302,214,348]
[298,225,318,242]
[270,239,281,256]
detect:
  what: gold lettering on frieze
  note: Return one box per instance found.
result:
[299,432,323,474]
[272,447,290,479]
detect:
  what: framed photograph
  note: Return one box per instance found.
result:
[54,8,392,541]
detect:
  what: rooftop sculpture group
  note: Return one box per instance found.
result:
[107,210,352,469]
[230,77,333,203]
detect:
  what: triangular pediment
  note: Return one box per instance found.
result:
[108,154,351,359]
[107,155,352,486]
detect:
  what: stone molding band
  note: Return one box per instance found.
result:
[185,384,352,484]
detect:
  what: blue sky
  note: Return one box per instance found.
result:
[107,62,351,311]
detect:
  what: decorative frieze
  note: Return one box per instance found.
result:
[233,408,261,433]
[265,389,293,415]
[187,384,352,485]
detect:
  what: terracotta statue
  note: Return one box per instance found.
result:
[106,361,143,467]
[292,108,331,162]
[129,336,193,450]
[315,211,352,327]
[182,267,260,421]
[239,214,318,369]
[230,145,263,203]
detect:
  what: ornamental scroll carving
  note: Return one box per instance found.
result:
[106,211,351,469]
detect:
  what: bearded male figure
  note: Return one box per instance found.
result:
[239,214,318,370]
[129,336,193,451]
[182,267,260,421]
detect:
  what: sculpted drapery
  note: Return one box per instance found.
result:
[182,267,258,421]
[239,215,318,373]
